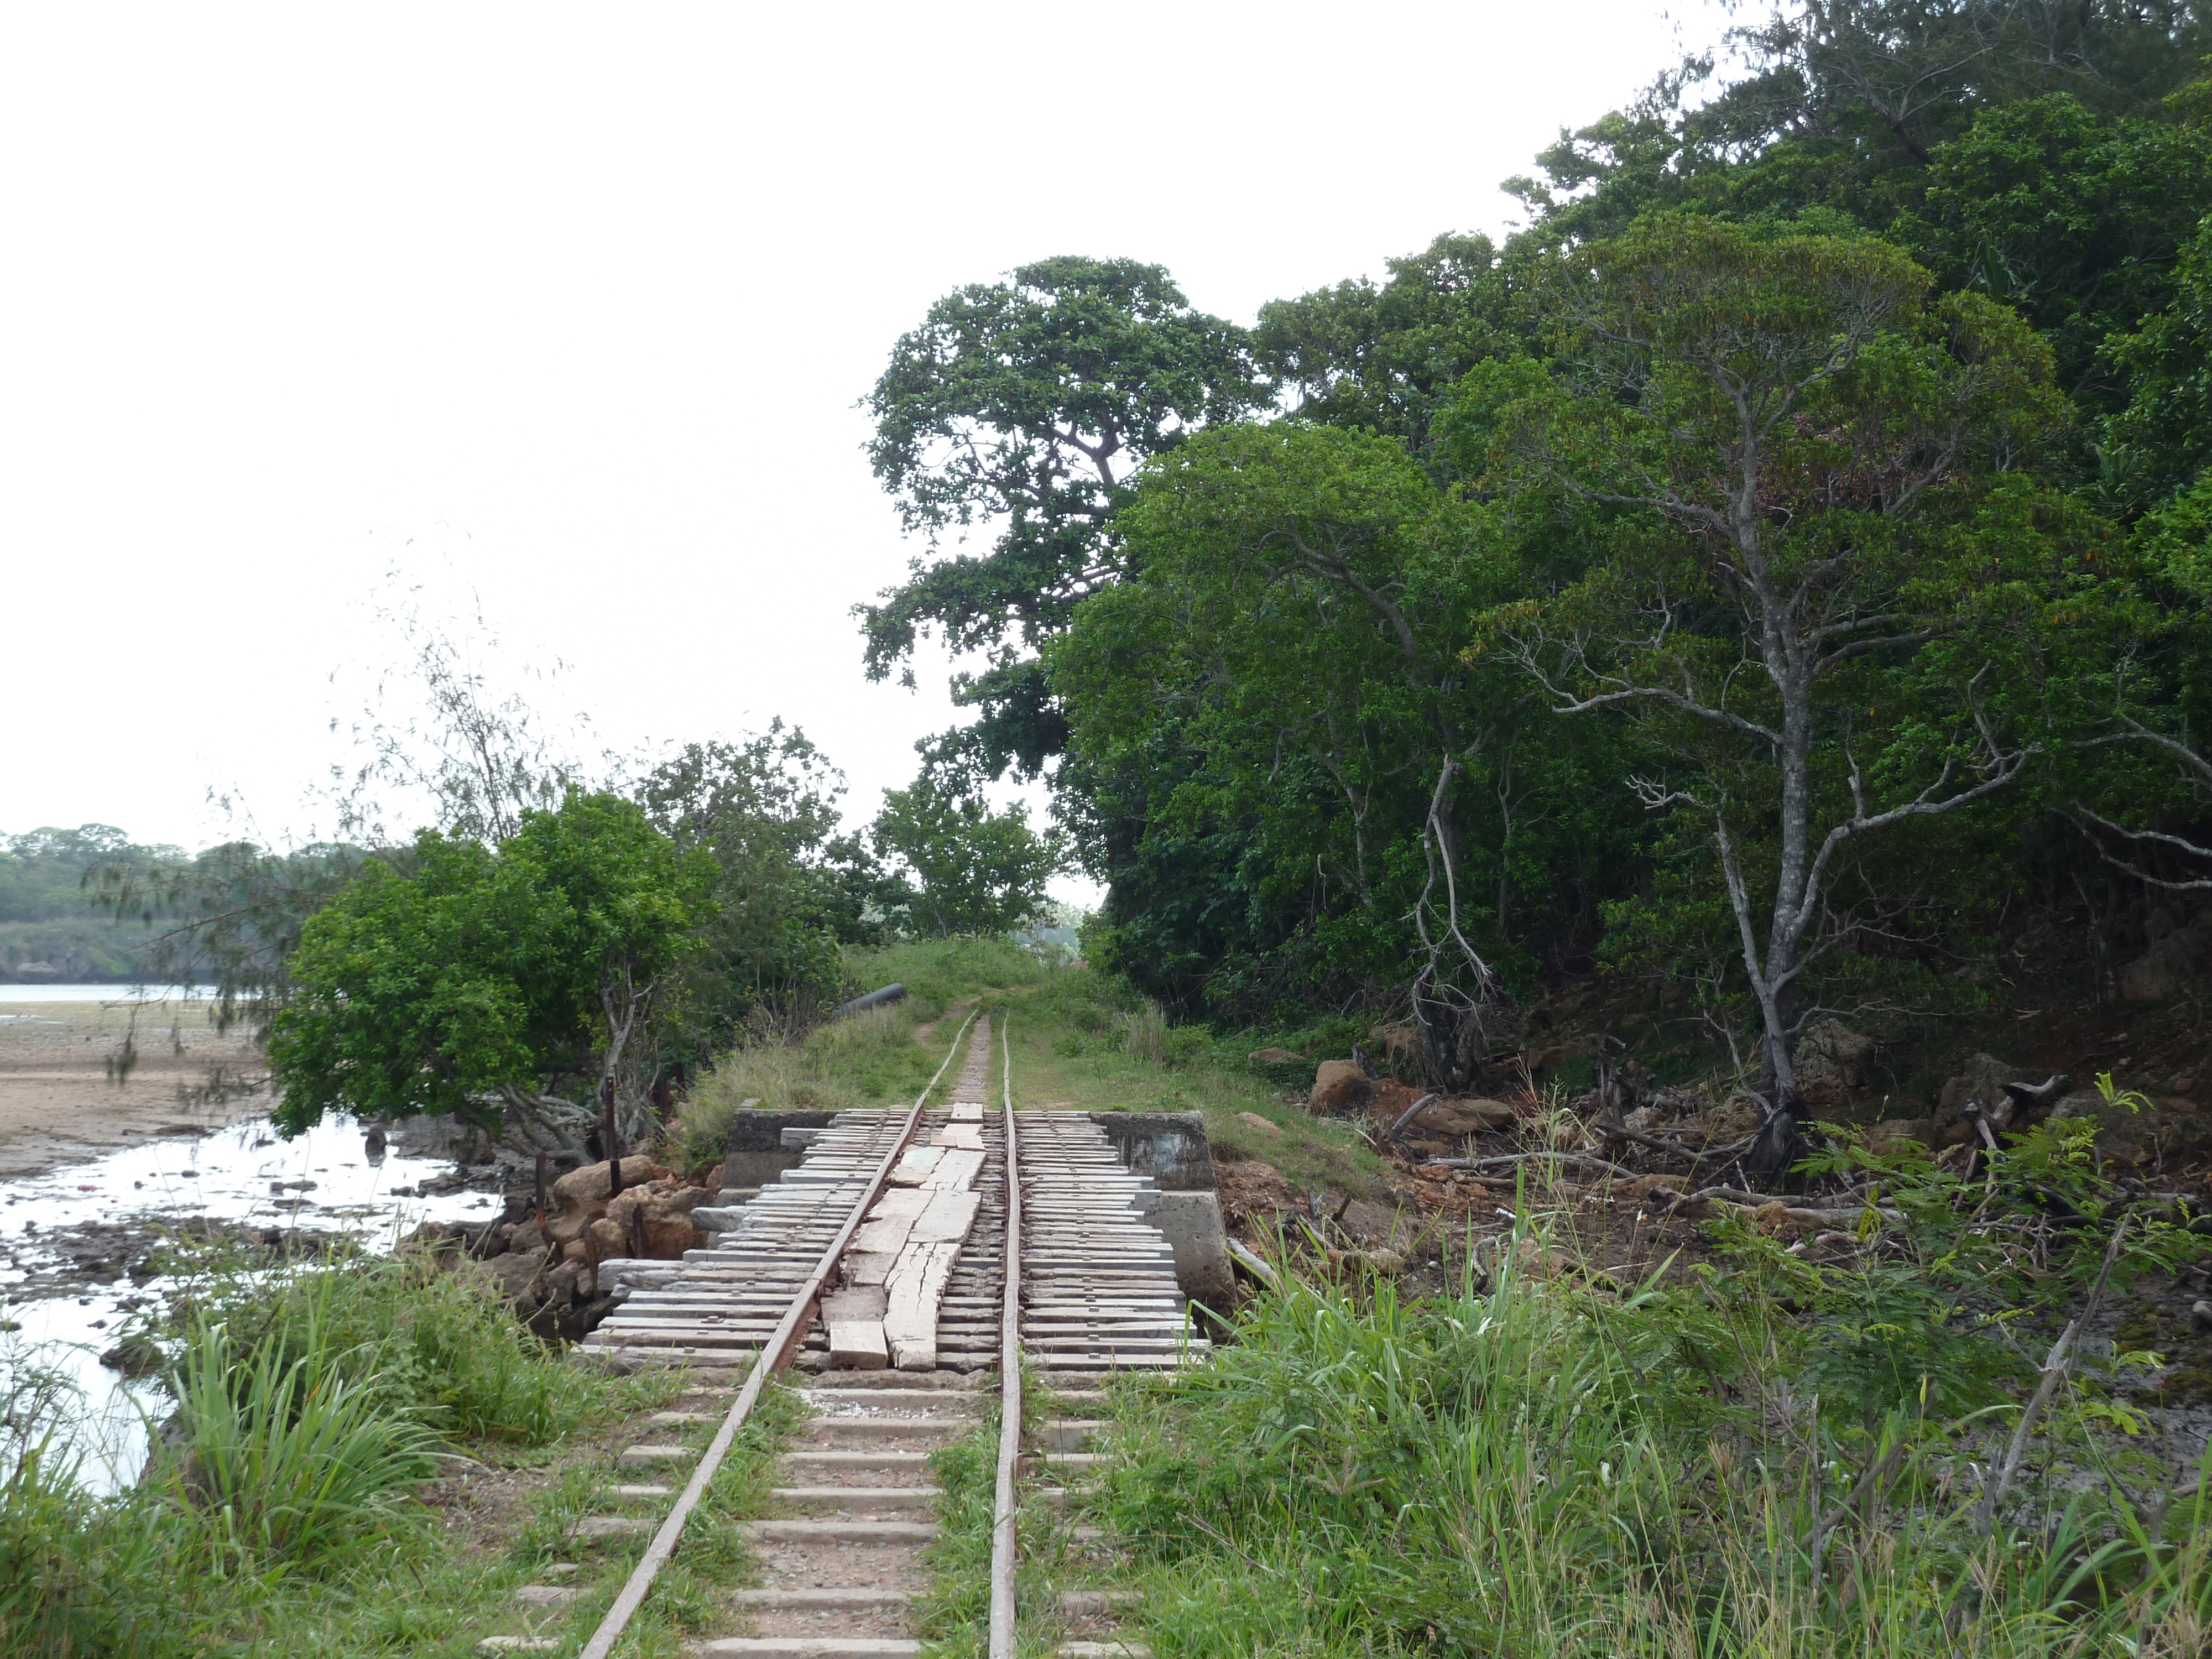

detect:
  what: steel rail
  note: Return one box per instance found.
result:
[987,1015,1022,1658]
[577,1007,981,1659]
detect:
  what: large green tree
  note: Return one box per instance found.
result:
[268,790,712,1142]
[870,782,1057,940]
[861,257,1266,782]
[638,724,884,1046]
[1251,233,1524,463]
[1056,421,1646,1080]
[1480,218,2085,1177]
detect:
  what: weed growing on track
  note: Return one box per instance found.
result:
[912,1395,999,1655]
[912,1368,1068,1659]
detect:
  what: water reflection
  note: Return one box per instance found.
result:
[1,1110,499,1491]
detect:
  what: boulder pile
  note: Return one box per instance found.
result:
[401,1155,720,1339]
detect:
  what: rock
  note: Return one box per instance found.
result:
[604,1182,711,1256]
[550,1155,660,1208]
[545,1157,691,1249]
[1235,1111,1281,1136]
[2119,910,2212,1003]
[2192,1300,2212,1333]
[1413,1097,1516,1136]
[1796,1020,1876,1109]
[1248,1048,1302,1066]
[100,1333,165,1376]
[473,1247,552,1302]
[637,1214,705,1256]
[542,1259,588,1308]
[2120,957,2176,1003]
[1368,1022,1418,1069]
[1310,1060,1374,1115]
[2046,1087,2156,1164]
[1337,1199,1411,1244]
[1527,1044,1575,1072]
[1932,1054,2028,1146]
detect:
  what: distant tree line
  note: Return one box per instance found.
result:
[77,645,1058,1142]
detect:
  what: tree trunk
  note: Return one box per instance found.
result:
[1410,759,1524,1093]
[1746,990,1806,1187]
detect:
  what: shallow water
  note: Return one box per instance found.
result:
[1,1112,498,1491]
[0,983,225,1004]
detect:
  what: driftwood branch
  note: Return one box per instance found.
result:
[1386,1093,1441,1145]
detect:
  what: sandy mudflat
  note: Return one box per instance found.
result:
[0,1001,270,1178]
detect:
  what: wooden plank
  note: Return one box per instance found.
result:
[824,1285,890,1369]
[883,1150,985,1369]
[845,1250,898,1286]
[911,1188,984,1243]
[851,1187,930,1255]
[921,1148,986,1189]
[889,1145,943,1186]
[885,1239,966,1369]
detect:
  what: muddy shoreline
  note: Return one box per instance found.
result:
[0,1000,268,1178]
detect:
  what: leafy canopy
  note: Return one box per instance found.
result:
[870,781,1058,940]
[860,255,1266,780]
[1477,216,2087,1152]
[638,724,883,1046]
[267,790,711,1133]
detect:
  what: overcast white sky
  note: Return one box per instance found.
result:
[0,2,1723,903]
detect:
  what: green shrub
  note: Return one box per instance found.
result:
[164,1248,605,1446]
[159,1316,444,1564]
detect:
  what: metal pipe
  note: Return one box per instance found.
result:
[833,982,908,1018]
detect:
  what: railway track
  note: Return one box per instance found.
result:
[481,1009,1203,1657]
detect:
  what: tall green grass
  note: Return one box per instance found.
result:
[1086,1234,2211,1657]
[844,933,1053,1012]
[1,1250,658,1657]
[163,1313,444,1563]
[162,1243,607,1444]
[1003,966,1387,1196]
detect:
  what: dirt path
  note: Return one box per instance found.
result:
[909,997,975,1050]
[0,1001,267,1177]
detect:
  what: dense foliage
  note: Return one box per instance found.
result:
[267,790,713,1136]
[868,1,2212,1117]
